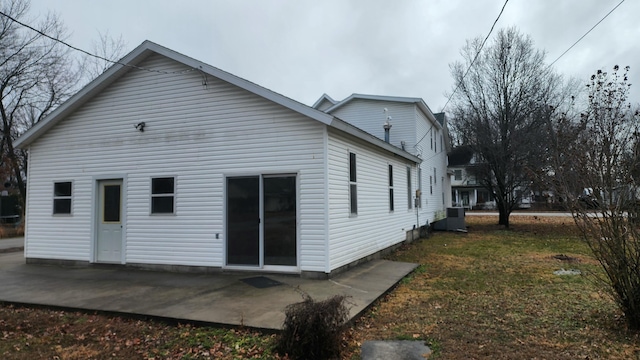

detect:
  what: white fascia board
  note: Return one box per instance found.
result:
[329,118,422,164]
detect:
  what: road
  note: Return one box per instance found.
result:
[467,211,573,217]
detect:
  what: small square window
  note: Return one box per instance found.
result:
[151,177,175,214]
[53,181,72,215]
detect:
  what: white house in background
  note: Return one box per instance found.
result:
[15,41,437,278]
[448,146,534,210]
[313,93,452,225]
[448,146,495,209]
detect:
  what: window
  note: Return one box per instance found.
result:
[454,169,462,181]
[440,135,443,152]
[434,130,437,152]
[417,168,422,208]
[388,165,394,211]
[430,130,433,150]
[407,166,412,209]
[430,175,433,194]
[151,177,175,214]
[349,153,357,214]
[53,181,72,214]
[434,168,437,184]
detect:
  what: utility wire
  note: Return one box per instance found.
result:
[441,0,509,112]
[0,10,194,75]
[547,0,625,68]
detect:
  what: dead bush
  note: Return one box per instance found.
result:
[276,294,349,360]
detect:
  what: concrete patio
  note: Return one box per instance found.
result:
[0,244,416,330]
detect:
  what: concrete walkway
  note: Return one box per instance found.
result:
[0,250,416,330]
[0,237,23,252]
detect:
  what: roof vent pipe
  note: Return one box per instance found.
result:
[384,121,392,143]
[383,108,392,143]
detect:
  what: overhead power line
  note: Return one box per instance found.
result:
[547,0,625,68]
[441,0,509,112]
[0,10,193,75]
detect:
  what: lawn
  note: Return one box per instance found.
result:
[1,215,639,359]
[351,215,640,359]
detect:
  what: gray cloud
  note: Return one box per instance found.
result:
[28,0,640,112]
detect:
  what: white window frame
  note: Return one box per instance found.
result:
[389,164,394,212]
[407,166,412,210]
[53,181,73,215]
[349,152,357,215]
[151,176,176,215]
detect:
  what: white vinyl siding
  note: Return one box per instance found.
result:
[330,100,416,151]
[24,54,327,271]
[327,129,417,271]
[415,110,448,223]
[328,98,450,226]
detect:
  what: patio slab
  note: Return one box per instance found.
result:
[0,251,416,330]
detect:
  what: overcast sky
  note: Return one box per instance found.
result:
[27,0,639,113]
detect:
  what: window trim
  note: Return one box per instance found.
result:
[407,166,412,210]
[151,176,176,215]
[430,175,433,195]
[388,164,394,212]
[349,152,357,215]
[53,181,73,215]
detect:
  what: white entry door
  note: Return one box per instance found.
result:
[96,179,123,263]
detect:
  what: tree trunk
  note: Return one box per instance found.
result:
[497,202,510,228]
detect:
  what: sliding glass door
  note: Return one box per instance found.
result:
[226,175,297,268]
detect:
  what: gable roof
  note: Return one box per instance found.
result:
[322,93,443,130]
[448,145,474,166]
[311,93,337,109]
[14,41,420,163]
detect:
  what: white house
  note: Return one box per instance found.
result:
[448,146,534,210]
[448,146,493,209]
[313,93,452,225]
[15,41,447,278]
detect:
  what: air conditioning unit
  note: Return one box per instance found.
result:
[432,207,466,231]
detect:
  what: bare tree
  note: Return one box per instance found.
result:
[448,27,568,227]
[0,0,80,206]
[81,30,127,83]
[550,65,640,329]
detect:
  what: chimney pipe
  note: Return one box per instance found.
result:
[383,108,392,143]
[384,121,392,143]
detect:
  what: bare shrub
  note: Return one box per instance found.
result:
[276,294,349,360]
[549,65,640,329]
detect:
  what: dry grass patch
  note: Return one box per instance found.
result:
[349,215,640,359]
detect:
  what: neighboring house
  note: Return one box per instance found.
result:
[16,41,436,278]
[313,93,452,225]
[448,146,533,209]
[449,146,494,209]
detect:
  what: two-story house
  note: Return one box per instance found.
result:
[313,93,452,225]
